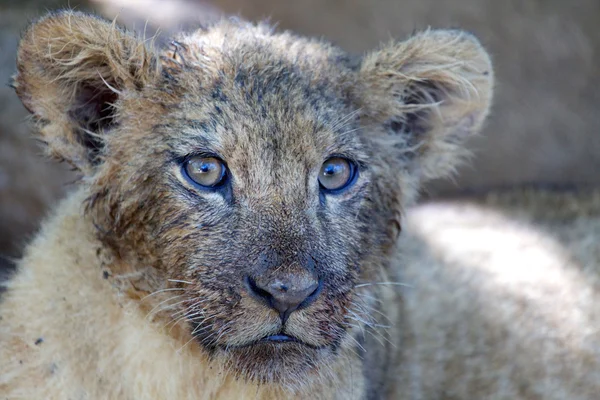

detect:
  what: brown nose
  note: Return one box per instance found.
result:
[246,273,321,323]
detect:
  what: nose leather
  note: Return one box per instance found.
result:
[247,270,320,323]
[266,278,319,313]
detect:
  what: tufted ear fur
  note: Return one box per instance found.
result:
[13,11,160,175]
[359,29,493,181]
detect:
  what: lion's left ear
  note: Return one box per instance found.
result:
[13,11,160,175]
[358,29,493,181]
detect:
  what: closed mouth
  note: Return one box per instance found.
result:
[259,334,300,344]
[225,333,326,350]
[217,332,333,384]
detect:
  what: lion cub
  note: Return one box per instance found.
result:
[0,11,492,399]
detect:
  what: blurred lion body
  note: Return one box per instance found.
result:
[397,188,600,399]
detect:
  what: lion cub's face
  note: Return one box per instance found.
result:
[14,12,492,385]
[142,35,376,380]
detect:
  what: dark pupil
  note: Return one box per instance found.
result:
[200,162,216,173]
[324,163,341,176]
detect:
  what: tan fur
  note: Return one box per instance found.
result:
[3,185,600,399]
[1,11,599,397]
[0,10,499,399]
[396,188,600,399]
[0,189,364,399]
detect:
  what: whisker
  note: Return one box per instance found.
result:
[342,328,367,353]
[141,287,185,301]
[354,281,413,288]
[167,279,194,285]
[351,300,393,323]
[145,295,184,319]
[165,315,192,332]
[354,292,384,304]
[202,320,235,346]
[176,335,198,354]
[170,302,208,320]
[347,308,391,329]
[212,322,235,344]
[344,319,395,349]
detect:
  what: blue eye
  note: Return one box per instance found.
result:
[318,157,357,192]
[183,156,227,188]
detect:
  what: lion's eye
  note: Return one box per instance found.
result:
[318,157,356,192]
[183,156,227,188]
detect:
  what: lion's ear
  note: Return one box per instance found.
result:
[13,11,160,174]
[359,29,493,181]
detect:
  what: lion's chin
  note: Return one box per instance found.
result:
[216,335,334,385]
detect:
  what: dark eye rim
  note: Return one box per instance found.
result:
[318,157,359,194]
[181,154,228,190]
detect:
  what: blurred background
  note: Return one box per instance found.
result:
[1,0,599,272]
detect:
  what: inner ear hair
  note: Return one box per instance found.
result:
[359,29,494,180]
[386,80,444,140]
[69,82,120,164]
[13,11,159,173]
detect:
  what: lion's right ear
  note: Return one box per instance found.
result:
[357,30,493,182]
[13,11,160,174]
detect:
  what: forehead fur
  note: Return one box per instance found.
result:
[123,20,368,201]
[159,19,362,145]
[168,20,358,82]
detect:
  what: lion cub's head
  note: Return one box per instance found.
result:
[14,11,492,386]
